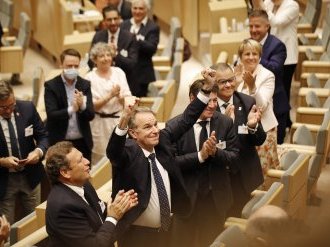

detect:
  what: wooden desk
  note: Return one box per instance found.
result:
[73,10,102,32]
[210,31,249,64]
[209,0,247,33]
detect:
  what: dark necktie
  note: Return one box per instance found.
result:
[222,102,229,109]
[199,121,208,151]
[110,35,115,44]
[84,187,104,223]
[5,118,20,159]
[148,153,171,231]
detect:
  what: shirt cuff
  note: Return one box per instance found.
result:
[68,106,73,116]
[35,148,43,158]
[105,216,118,226]
[247,123,259,134]
[197,92,209,104]
[198,151,205,163]
[115,126,128,136]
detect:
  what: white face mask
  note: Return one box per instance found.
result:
[63,68,79,80]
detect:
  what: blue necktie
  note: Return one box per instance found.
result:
[149,153,171,231]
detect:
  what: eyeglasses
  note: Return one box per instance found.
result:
[0,103,16,111]
[216,76,236,85]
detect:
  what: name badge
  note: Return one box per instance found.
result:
[120,49,128,57]
[216,140,226,150]
[25,125,33,137]
[136,34,145,41]
[238,124,248,134]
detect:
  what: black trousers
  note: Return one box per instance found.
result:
[118,225,171,247]
[227,172,251,218]
[171,192,225,247]
[283,64,297,128]
[276,112,289,144]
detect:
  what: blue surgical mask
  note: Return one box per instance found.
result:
[63,68,79,80]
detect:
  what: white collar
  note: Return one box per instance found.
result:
[63,183,85,198]
[217,96,233,107]
[130,16,148,26]
[260,32,268,46]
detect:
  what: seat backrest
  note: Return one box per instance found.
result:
[292,125,314,146]
[324,78,330,89]
[151,97,164,122]
[161,16,181,57]
[305,90,321,107]
[281,153,309,203]
[315,110,330,154]
[242,182,284,219]
[321,22,330,49]
[14,12,31,54]
[323,97,330,108]
[209,225,247,247]
[301,4,316,24]
[31,66,44,106]
[307,73,321,88]
[0,0,14,31]
[280,150,299,170]
[307,154,323,193]
[10,211,38,245]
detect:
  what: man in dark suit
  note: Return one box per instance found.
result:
[45,141,138,247]
[249,9,290,144]
[0,80,48,223]
[44,48,94,162]
[121,0,159,97]
[108,0,132,20]
[167,79,239,247]
[106,69,216,247]
[89,5,138,90]
[213,63,266,217]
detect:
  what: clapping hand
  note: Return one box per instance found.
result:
[247,105,262,128]
[200,131,217,160]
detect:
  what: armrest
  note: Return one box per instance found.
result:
[302,61,330,73]
[300,73,330,87]
[149,80,169,90]
[156,43,165,55]
[299,45,324,54]
[296,107,329,115]
[224,217,247,231]
[297,23,313,34]
[152,56,171,67]
[291,122,320,132]
[2,36,16,45]
[277,143,316,154]
[251,190,266,197]
[299,87,330,97]
[267,169,284,178]
[11,226,48,247]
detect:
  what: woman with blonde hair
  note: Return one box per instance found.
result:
[85,42,132,161]
[235,38,279,175]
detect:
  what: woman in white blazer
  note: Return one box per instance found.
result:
[253,0,299,128]
[235,39,279,176]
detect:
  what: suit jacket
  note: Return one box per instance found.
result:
[0,100,48,199]
[264,0,299,65]
[46,182,115,247]
[121,18,160,95]
[237,64,278,132]
[89,28,138,87]
[261,34,290,116]
[119,0,132,20]
[218,92,266,193]
[44,75,94,149]
[106,96,207,239]
[167,111,239,216]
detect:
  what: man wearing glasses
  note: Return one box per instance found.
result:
[0,80,48,223]
[213,63,266,217]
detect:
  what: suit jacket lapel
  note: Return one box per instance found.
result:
[0,122,9,157]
